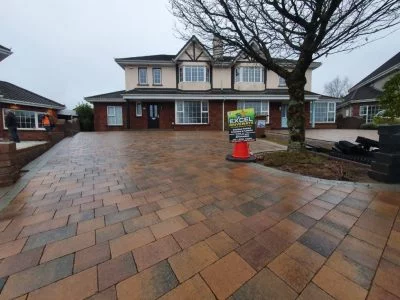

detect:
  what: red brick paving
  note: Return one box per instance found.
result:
[0,131,399,299]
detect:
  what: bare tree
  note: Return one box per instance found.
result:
[324,76,351,99]
[169,0,400,151]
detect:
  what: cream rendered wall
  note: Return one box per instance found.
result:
[178,61,211,90]
[265,69,312,90]
[371,71,399,91]
[125,66,176,90]
[213,67,231,89]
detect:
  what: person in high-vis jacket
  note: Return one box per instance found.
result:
[42,114,52,132]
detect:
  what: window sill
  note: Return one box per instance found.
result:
[137,84,149,86]
[174,123,210,126]
[107,124,123,126]
[3,127,46,131]
[152,84,163,86]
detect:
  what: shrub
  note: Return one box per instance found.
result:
[379,73,400,119]
[360,123,378,130]
[75,103,94,131]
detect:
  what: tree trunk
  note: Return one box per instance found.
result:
[286,75,307,152]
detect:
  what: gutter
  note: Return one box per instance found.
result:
[0,98,65,110]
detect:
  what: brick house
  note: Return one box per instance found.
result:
[86,36,339,131]
[0,81,66,141]
[0,44,66,141]
[338,51,400,123]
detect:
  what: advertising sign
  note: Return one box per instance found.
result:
[227,108,256,142]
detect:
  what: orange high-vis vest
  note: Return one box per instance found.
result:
[43,116,50,126]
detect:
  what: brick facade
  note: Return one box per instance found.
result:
[93,100,336,131]
[0,103,59,141]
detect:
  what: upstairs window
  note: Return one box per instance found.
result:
[152,68,162,85]
[235,67,264,83]
[179,66,210,82]
[138,68,148,85]
[278,76,287,87]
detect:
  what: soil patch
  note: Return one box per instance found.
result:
[259,151,378,183]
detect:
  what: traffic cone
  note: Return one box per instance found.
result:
[226,141,256,162]
[232,142,251,159]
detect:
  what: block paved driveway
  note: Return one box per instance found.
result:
[0,131,399,299]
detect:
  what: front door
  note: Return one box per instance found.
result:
[148,103,159,129]
[281,104,288,128]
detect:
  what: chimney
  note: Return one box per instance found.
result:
[213,36,223,59]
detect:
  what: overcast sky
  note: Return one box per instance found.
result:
[1,0,399,109]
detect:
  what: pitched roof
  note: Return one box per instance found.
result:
[350,51,400,91]
[0,81,65,109]
[84,90,125,102]
[85,90,125,99]
[344,86,382,101]
[0,44,12,62]
[0,44,11,52]
[115,54,175,62]
[123,87,321,96]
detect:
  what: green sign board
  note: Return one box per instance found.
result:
[227,108,256,142]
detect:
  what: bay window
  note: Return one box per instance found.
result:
[176,100,209,124]
[235,67,264,83]
[3,109,46,130]
[237,101,269,122]
[311,102,336,123]
[107,106,123,126]
[179,66,210,82]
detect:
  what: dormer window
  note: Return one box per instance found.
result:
[235,67,264,83]
[179,66,210,82]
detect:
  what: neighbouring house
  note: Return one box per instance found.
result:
[85,36,339,131]
[0,44,66,141]
[0,44,12,63]
[0,81,65,141]
[338,51,400,123]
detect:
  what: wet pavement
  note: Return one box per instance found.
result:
[0,131,399,300]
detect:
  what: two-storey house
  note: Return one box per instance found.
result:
[85,36,338,131]
[338,51,400,123]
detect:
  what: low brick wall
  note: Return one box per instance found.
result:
[0,134,64,187]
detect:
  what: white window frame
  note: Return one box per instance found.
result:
[138,67,148,85]
[2,108,46,131]
[179,66,209,82]
[175,100,209,124]
[237,101,270,123]
[359,105,380,124]
[311,102,336,123]
[152,68,162,85]
[235,67,264,83]
[107,106,123,126]
[278,76,287,87]
[136,102,142,117]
